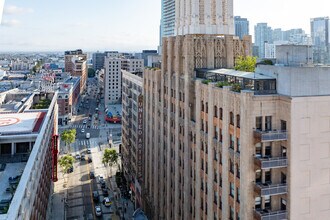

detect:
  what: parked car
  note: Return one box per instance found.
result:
[102,188,109,197]
[95,206,102,216]
[81,153,85,161]
[87,149,91,154]
[81,128,85,133]
[88,157,92,163]
[75,154,80,160]
[67,166,73,173]
[89,171,95,179]
[92,191,99,202]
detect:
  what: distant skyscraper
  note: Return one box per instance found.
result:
[159,0,175,53]
[254,23,273,58]
[311,17,330,64]
[0,0,4,25]
[234,16,249,39]
[92,52,105,71]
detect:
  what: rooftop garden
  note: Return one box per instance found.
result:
[31,98,51,109]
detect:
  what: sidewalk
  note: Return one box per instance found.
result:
[47,169,66,220]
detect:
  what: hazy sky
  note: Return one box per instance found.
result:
[0,0,329,52]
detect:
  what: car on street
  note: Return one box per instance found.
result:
[67,166,73,173]
[86,133,90,139]
[87,149,91,154]
[83,120,87,124]
[88,157,92,163]
[103,197,112,207]
[93,191,99,202]
[95,206,102,216]
[99,176,104,183]
[75,154,80,160]
[80,153,85,160]
[81,128,85,133]
[89,171,95,179]
[102,188,109,197]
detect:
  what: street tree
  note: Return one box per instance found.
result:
[58,155,75,173]
[234,56,257,72]
[102,148,119,176]
[61,129,76,151]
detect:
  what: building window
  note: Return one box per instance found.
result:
[237,187,240,203]
[206,102,208,113]
[236,164,240,178]
[230,182,235,197]
[237,138,240,153]
[256,116,262,130]
[214,106,218,117]
[214,170,217,182]
[229,159,234,173]
[255,143,261,157]
[214,191,218,204]
[264,195,271,209]
[236,114,240,128]
[201,101,204,111]
[281,120,287,131]
[230,135,234,149]
[219,129,223,143]
[230,112,234,125]
[230,206,234,220]
[255,197,261,209]
[219,108,223,120]
[265,116,272,131]
[255,169,262,183]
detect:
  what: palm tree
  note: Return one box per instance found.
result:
[102,148,119,177]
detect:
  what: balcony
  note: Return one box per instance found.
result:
[254,209,287,220]
[254,130,287,142]
[254,156,288,169]
[254,182,287,196]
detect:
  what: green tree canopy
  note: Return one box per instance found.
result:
[58,155,75,173]
[61,129,76,149]
[234,56,257,72]
[102,148,119,168]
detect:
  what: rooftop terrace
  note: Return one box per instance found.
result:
[196,68,277,95]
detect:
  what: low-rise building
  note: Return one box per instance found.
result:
[0,90,58,219]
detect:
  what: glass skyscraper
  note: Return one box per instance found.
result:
[159,0,175,52]
[254,23,273,58]
[311,17,330,64]
[234,16,249,40]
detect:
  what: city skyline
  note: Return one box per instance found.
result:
[0,0,329,52]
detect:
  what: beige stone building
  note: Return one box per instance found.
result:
[143,40,330,220]
[65,49,87,94]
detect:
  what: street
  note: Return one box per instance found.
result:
[48,78,134,220]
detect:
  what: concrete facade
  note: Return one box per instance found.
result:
[143,34,252,219]
[64,49,87,94]
[121,70,144,209]
[175,0,234,36]
[104,56,143,105]
[0,91,58,220]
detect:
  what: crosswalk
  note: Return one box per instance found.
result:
[69,124,99,130]
[74,138,99,149]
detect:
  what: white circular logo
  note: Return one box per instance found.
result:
[0,117,20,127]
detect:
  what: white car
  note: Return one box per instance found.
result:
[81,128,85,133]
[95,206,102,216]
[75,154,80,159]
[83,120,87,124]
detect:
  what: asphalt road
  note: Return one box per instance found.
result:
[61,78,121,220]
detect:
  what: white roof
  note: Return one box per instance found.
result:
[0,112,40,134]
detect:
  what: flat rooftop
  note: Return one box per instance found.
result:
[0,112,46,135]
[0,163,26,214]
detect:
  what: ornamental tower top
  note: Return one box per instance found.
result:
[175,0,234,35]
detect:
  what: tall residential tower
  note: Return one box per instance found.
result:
[311,17,330,64]
[234,16,249,40]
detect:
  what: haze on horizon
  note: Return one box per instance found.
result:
[0,0,329,52]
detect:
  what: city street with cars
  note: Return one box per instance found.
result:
[49,78,134,220]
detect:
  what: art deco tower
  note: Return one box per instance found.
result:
[175,0,234,35]
[143,0,252,219]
